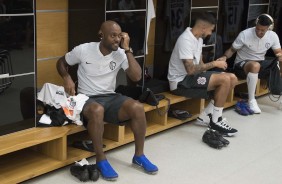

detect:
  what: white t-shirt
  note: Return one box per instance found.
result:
[65,42,129,96]
[167,27,203,90]
[37,83,89,125]
[232,27,281,64]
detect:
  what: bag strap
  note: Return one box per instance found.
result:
[155,97,170,116]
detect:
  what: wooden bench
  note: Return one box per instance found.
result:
[0,78,269,184]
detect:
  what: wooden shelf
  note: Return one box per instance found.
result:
[0,149,62,184]
[0,127,68,156]
[0,77,270,183]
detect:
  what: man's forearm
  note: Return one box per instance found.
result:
[56,57,71,79]
[184,61,215,75]
[223,47,236,59]
[126,52,142,81]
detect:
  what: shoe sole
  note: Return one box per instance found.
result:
[70,166,89,182]
[97,170,118,181]
[100,174,118,181]
[221,132,237,137]
[202,140,224,149]
[234,108,249,116]
[132,163,158,175]
[253,112,261,114]
[195,118,209,126]
[70,172,89,182]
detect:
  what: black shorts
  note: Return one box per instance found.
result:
[233,60,266,79]
[82,93,130,127]
[234,61,249,79]
[172,71,217,99]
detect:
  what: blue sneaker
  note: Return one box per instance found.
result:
[234,101,249,116]
[97,160,118,180]
[132,154,158,174]
[240,100,254,115]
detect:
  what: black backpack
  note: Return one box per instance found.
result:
[259,58,282,100]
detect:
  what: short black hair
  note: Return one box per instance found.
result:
[196,12,217,25]
[257,14,273,26]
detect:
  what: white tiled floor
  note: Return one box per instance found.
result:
[23,96,282,184]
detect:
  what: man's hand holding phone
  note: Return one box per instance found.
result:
[120,32,130,50]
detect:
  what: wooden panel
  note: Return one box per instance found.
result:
[36,0,68,10]
[0,127,67,156]
[103,124,124,142]
[146,109,167,125]
[35,137,67,161]
[226,89,234,102]
[172,98,203,115]
[36,12,68,59]
[37,59,63,87]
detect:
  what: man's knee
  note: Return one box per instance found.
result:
[245,61,260,73]
[220,74,231,85]
[123,100,145,119]
[228,73,238,84]
[83,103,104,120]
[130,100,145,114]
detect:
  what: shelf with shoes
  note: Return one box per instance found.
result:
[123,92,203,142]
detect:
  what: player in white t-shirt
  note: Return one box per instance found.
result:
[168,13,238,137]
[222,14,282,114]
[57,21,158,180]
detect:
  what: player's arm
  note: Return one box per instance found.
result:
[273,48,282,62]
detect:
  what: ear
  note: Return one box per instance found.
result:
[98,31,103,39]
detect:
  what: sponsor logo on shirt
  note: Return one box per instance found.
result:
[56,90,65,96]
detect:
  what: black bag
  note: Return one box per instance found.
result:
[259,58,282,100]
[139,88,170,116]
[139,88,164,106]
[115,85,170,116]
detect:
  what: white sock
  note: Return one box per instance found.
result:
[212,106,223,123]
[204,99,214,115]
[247,72,258,102]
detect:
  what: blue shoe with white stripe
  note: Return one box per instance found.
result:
[132,154,158,174]
[97,160,118,181]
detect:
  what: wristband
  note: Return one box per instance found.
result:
[125,47,133,54]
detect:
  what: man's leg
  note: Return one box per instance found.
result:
[208,73,238,136]
[118,99,158,174]
[197,73,237,126]
[244,61,261,113]
[83,102,118,180]
[83,102,105,161]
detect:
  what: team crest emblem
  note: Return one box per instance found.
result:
[265,43,270,49]
[109,61,116,70]
[197,77,207,85]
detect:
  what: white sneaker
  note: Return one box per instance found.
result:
[195,112,211,126]
[249,99,261,114]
